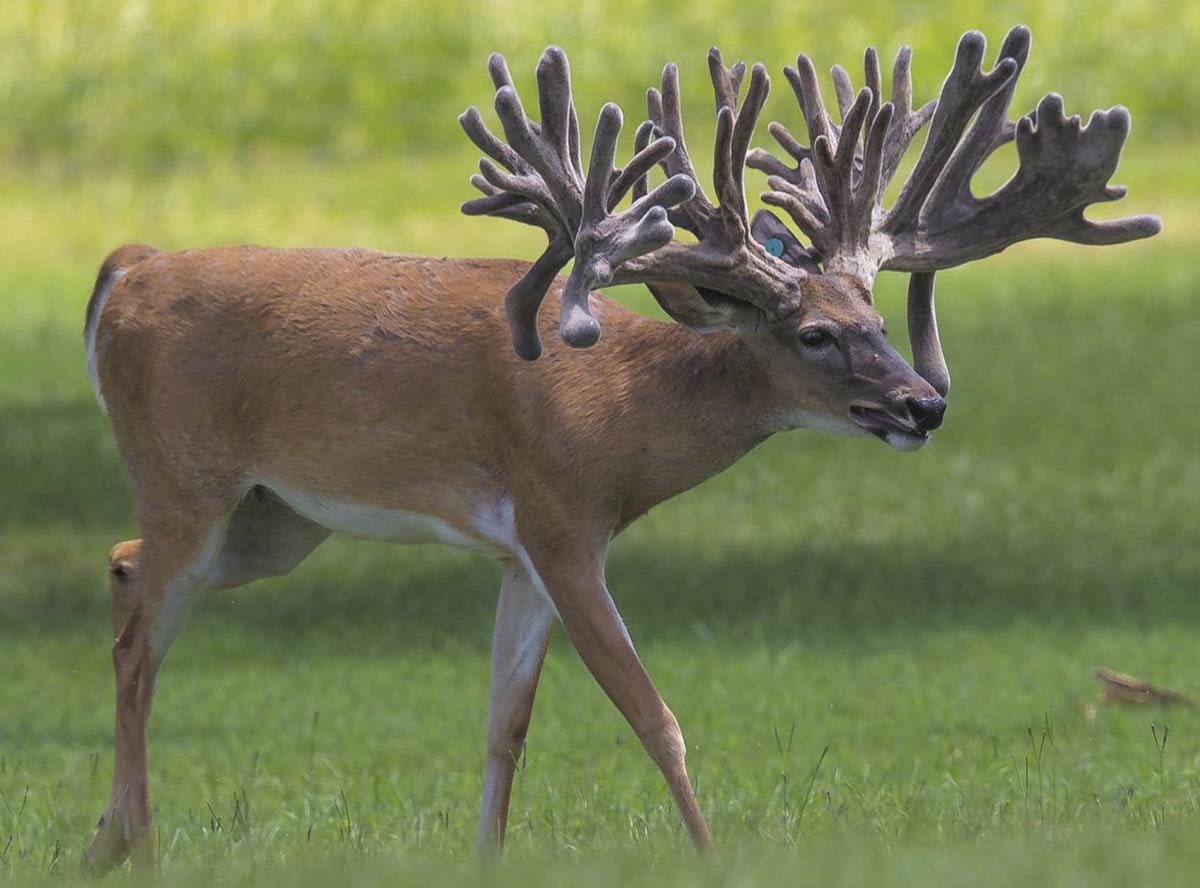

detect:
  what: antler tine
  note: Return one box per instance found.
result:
[856,101,894,231]
[492,49,585,231]
[830,65,854,121]
[747,127,829,255]
[907,272,950,397]
[809,89,867,252]
[462,174,558,233]
[646,49,773,254]
[621,120,657,206]
[647,63,719,236]
[502,240,577,361]
[460,105,528,176]
[921,25,1030,220]
[759,165,829,256]
[786,55,835,155]
[715,61,771,243]
[883,31,1019,234]
[608,122,675,211]
[488,50,579,168]
[708,47,747,113]
[879,45,938,189]
[881,25,1162,271]
[559,104,697,346]
[536,49,581,187]
[863,47,882,130]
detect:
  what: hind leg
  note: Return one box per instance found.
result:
[83,498,233,874]
[83,487,327,872]
[106,539,142,639]
[89,537,144,867]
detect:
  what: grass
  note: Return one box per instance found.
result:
[2,189,1198,883]
[3,0,1200,884]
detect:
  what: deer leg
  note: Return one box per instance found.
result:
[82,509,230,874]
[106,540,142,639]
[475,561,556,855]
[528,541,713,850]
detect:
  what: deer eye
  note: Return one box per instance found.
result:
[799,328,832,348]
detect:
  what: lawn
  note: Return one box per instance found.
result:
[2,1,1199,885]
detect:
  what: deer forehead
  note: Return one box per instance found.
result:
[793,275,879,325]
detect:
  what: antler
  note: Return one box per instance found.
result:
[746,42,935,279]
[464,31,1159,389]
[460,48,694,359]
[750,25,1161,396]
[462,46,805,359]
[754,26,1162,279]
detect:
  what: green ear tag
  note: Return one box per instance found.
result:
[764,238,784,258]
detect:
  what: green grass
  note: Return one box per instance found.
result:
[3,1,1200,884]
[2,184,1198,884]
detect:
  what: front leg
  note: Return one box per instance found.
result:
[525,535,713,850]
[476,561,556,855]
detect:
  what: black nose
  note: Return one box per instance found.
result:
[907,395,946,433]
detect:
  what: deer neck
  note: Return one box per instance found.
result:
[590,321,785,524]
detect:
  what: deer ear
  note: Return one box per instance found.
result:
[646,283,763,333]
[751,210,822,273]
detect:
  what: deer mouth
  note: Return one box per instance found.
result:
[849,405,929,452]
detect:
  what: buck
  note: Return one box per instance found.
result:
[81,26,1158,871]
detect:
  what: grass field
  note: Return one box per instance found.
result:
[3,1,1199,885]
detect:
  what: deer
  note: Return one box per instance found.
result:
[80,26,1159,872]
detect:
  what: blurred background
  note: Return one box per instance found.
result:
[1,1,1198,883]
[3,0,1196,263]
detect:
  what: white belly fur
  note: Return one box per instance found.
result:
[264,480,486,550]
[256,480,559,614]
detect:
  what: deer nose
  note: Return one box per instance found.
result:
[906,395,946,433]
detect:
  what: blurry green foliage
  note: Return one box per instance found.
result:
[2,0,1195,171]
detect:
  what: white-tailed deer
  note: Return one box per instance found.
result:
[82,27,1158,871]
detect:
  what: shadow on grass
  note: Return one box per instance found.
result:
[6,517,1199,654]
[0,398,131,532]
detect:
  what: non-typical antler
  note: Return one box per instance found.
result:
[460,48,695,359]
[463,31,1159,393]
[461,46,805,359]
[747,25,1160,395]
[752,25,1161,279]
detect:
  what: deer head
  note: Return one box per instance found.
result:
[460,27,1160,450]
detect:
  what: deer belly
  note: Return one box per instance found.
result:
[263,480,493,553]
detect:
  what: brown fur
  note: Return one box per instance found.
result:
[83,244,937,870]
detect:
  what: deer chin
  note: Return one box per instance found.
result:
[849,405,930,451]
[881,429,930,452]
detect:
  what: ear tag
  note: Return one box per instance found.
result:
[764,238,784,258]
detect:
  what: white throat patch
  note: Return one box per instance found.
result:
[760,408,863,437]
